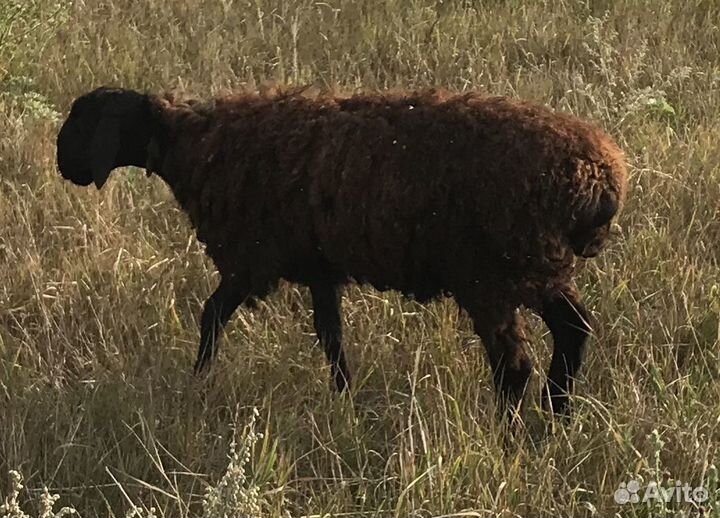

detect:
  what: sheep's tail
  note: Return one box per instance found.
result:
[567,157,628,258]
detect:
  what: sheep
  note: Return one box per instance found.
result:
[56,86,628,421]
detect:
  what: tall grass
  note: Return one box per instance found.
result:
[1,0,720,516]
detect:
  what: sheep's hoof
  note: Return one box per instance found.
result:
[332,375,350,394]
[193,358,212,376]
[541,390,572,419]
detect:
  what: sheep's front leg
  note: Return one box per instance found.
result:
[194,278,248,373]
[540,287,592,417]
[468,305,533,426]
[309,281,351,392]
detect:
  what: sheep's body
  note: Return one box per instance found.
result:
[57,87,628,421]
[152,90,624,308]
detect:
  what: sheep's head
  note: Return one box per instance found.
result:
[57,87,153,189]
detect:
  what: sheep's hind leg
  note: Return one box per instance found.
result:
[309,281,351,392]
[194,278,248,374]
[540,287,592,417]
[467,305,533,426]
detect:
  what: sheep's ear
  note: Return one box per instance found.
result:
[145,136,162,177]
[89,116,120,189]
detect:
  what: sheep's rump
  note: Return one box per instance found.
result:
[155,90,626,306]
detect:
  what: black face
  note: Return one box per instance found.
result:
[56,92,99,186]
[56,87,151,189]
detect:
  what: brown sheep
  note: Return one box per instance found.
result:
[56,86,628,421]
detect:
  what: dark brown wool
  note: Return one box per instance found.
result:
[150,90,625,303]
[57,87,628,421]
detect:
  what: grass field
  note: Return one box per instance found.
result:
[2,0,720,516]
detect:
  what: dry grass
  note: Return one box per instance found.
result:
[2,0,720,516]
